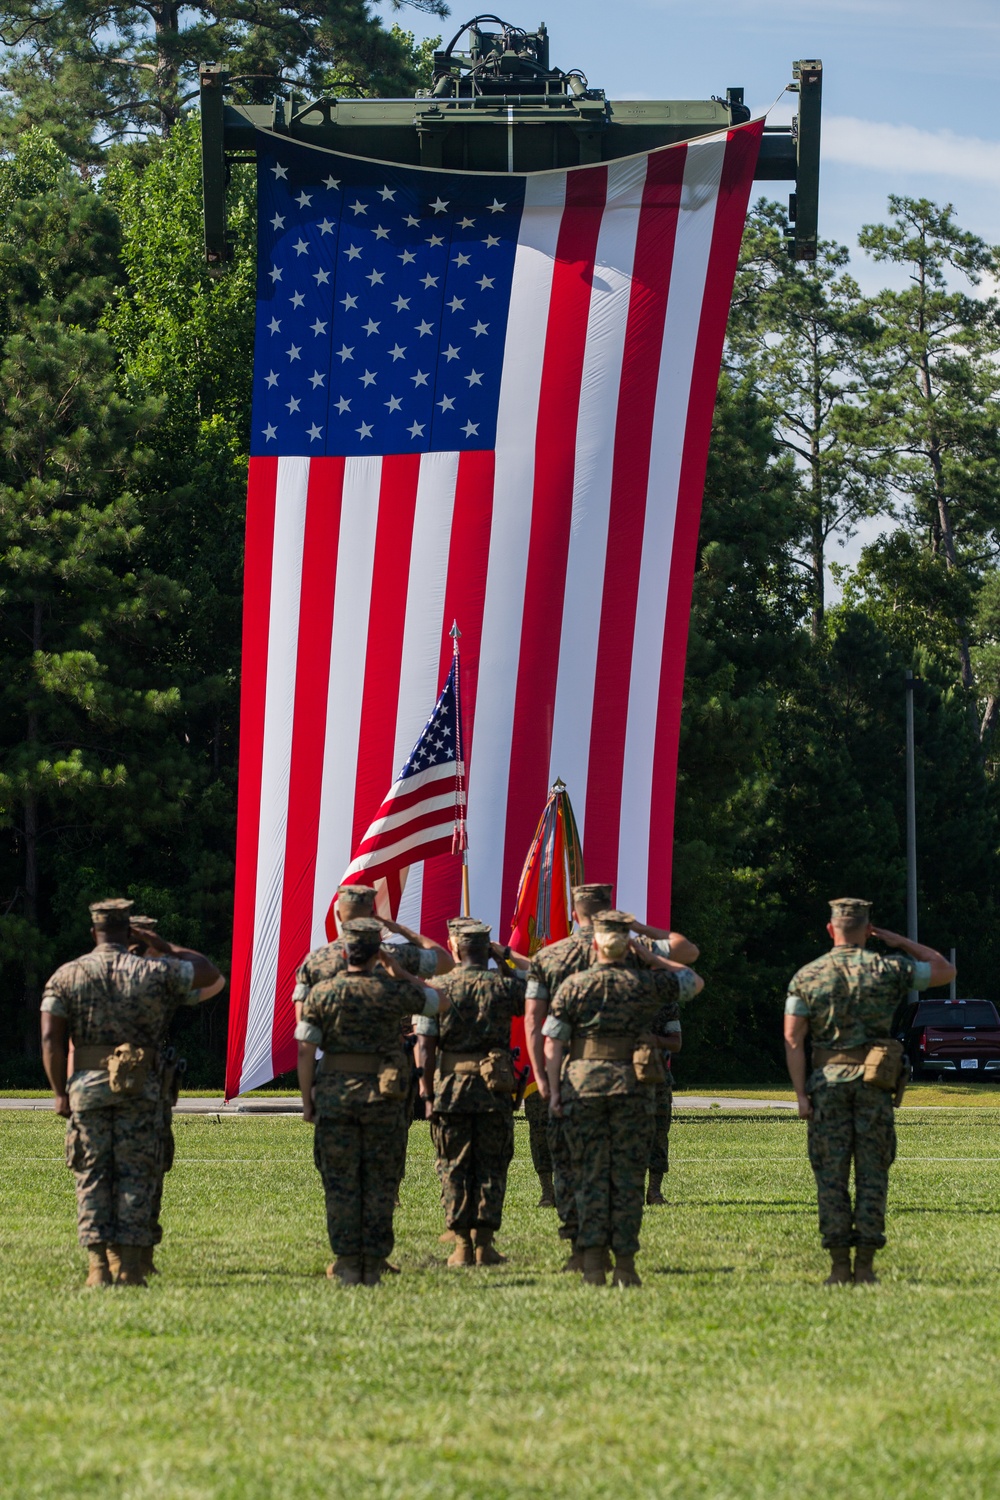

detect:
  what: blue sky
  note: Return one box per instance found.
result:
[383,0,1000,284]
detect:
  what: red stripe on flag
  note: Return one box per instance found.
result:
[226,456,279,1099]
[353,803,462,858]
[582,145,689,889]
[499,165,609,931]
[647,122,763,921]
[354,834,456,890]
[421,449,496,938]
[350,455,422,853]
[267,458,346,1080]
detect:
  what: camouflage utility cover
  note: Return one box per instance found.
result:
[41,945,198,1111]
[786,945,932,1080]
[431,963,527,1114]
[297,970,437,1113]
[544,965,684,1098]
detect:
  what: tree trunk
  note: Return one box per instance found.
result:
[154,3,182,136]
[21,599,43,1054]
[809,343,824,639]
[980,695,999,745]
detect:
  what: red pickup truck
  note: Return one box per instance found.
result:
[896,999,1000,1080]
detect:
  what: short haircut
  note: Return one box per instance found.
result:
[457,931,491,965]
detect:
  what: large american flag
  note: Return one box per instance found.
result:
[226,117,763,1097]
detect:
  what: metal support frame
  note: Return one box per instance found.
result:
[200,54,822,264]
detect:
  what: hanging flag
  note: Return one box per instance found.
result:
[226,117,763,1097]
[508,781,584,1091]
[324,651,466,936]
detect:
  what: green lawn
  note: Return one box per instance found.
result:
[1,1109,999,1498]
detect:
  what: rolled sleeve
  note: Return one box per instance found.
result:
[411,1013,438,1036]
[542,1015,571,1042]
[420,988,441,1018]
[417,949,438,977]
[292,982,310,1003]
[525,973,548,1002]
[784,993,810,1017]
[674,967,698,1003]
[40,991,68,1018]
[911,960,933,992]
[662,1019,682,1035]
[294,1020,322,1045]
[650,938,673,959]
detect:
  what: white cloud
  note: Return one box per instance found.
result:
[824,116,1000,186]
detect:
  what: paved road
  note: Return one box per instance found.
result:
[2,1094,798,1113]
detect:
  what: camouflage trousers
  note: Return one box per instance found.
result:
[648,1081,672,1174]
[431,1108,514,1232]
[65,1101,161,1248]
[524,1090,553,1176]
[313,1101,404,1259]
[149,1096,175,1247]
[546,1110,578,1242]
[807,1077,897,1249]
[565,1092,654,1256]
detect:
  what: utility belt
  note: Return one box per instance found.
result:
[320,1050,409,1100]
[72,1043,159,1096]
[813,1038,909,1105]
[438,1048,517,1095]
[568,1034,667,1084]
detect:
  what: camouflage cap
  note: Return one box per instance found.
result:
[447,916,490,934]
[337,884,377,905]
[572,883,613,907]
[89,897,134,925]
[130,915,158,930]
[592,909,635,933]
[829,897,872,926]
[341,917,383,937]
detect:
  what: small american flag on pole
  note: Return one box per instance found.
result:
[325,645,466,934]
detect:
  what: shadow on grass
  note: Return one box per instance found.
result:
[681,1199,812,1210]
[648,1265,737,1276]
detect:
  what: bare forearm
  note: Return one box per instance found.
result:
[543,1038,564,1105]
[524,1000,547,1089]
[872,927,956,984]
[42,1039,67,1096]
[784,1040,808,1096]
[297,1044,317,1118]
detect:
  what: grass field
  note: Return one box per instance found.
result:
[2,1108,999,1498]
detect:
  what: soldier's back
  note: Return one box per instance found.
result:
[789,946,914,1048]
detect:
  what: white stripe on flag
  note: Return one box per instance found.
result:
[469,171,566,928]
[310,456,383,946]
[241,456,309,1091]
[615,136,726,916]
[547,155,648,840]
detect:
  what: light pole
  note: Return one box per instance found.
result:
[905,670,918,1002]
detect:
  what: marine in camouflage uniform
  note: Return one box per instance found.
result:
[543,911,699,1287]
[525,884,680,1263]
[295,918,444,1287]
[419,922,527,1267]
[784,897,951,1285]
[293,885,447,1198]
[128,916,177,1268]
[39,898,224,1288]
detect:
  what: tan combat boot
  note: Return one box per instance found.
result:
[115,1246,148,1287]
[362,1258,383,1287]
[853,1246,879,1285]
[536,1172,556,1207]
[106,1245,123,1282]
[646,1172,666,1206]
[824,1247,853,1285]
[328,1255,363,1285]
[447,1233,475,1267]
[439,1229,456,1243]
[473,1228,507,1266]
[582,1248,608,1286]
[612,1253,642,1288]
[85,1245,112,1288]
[560,1246,585,1273]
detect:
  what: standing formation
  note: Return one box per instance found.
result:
[42,888,959,1290]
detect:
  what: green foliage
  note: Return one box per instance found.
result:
[0,2,446,161]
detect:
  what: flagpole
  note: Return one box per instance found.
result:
[450,620,471,918]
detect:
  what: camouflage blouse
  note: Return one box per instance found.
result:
[785,945,932,1083]
[41,944,198,1111]
[430,964,527,1115]
[525,927,668,1005]
[293,937,436,1004]
[296,970,438,1114]
[543,964,687,1098]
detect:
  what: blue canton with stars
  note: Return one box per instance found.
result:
[397,657,459,783]
[251,134,526,457]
